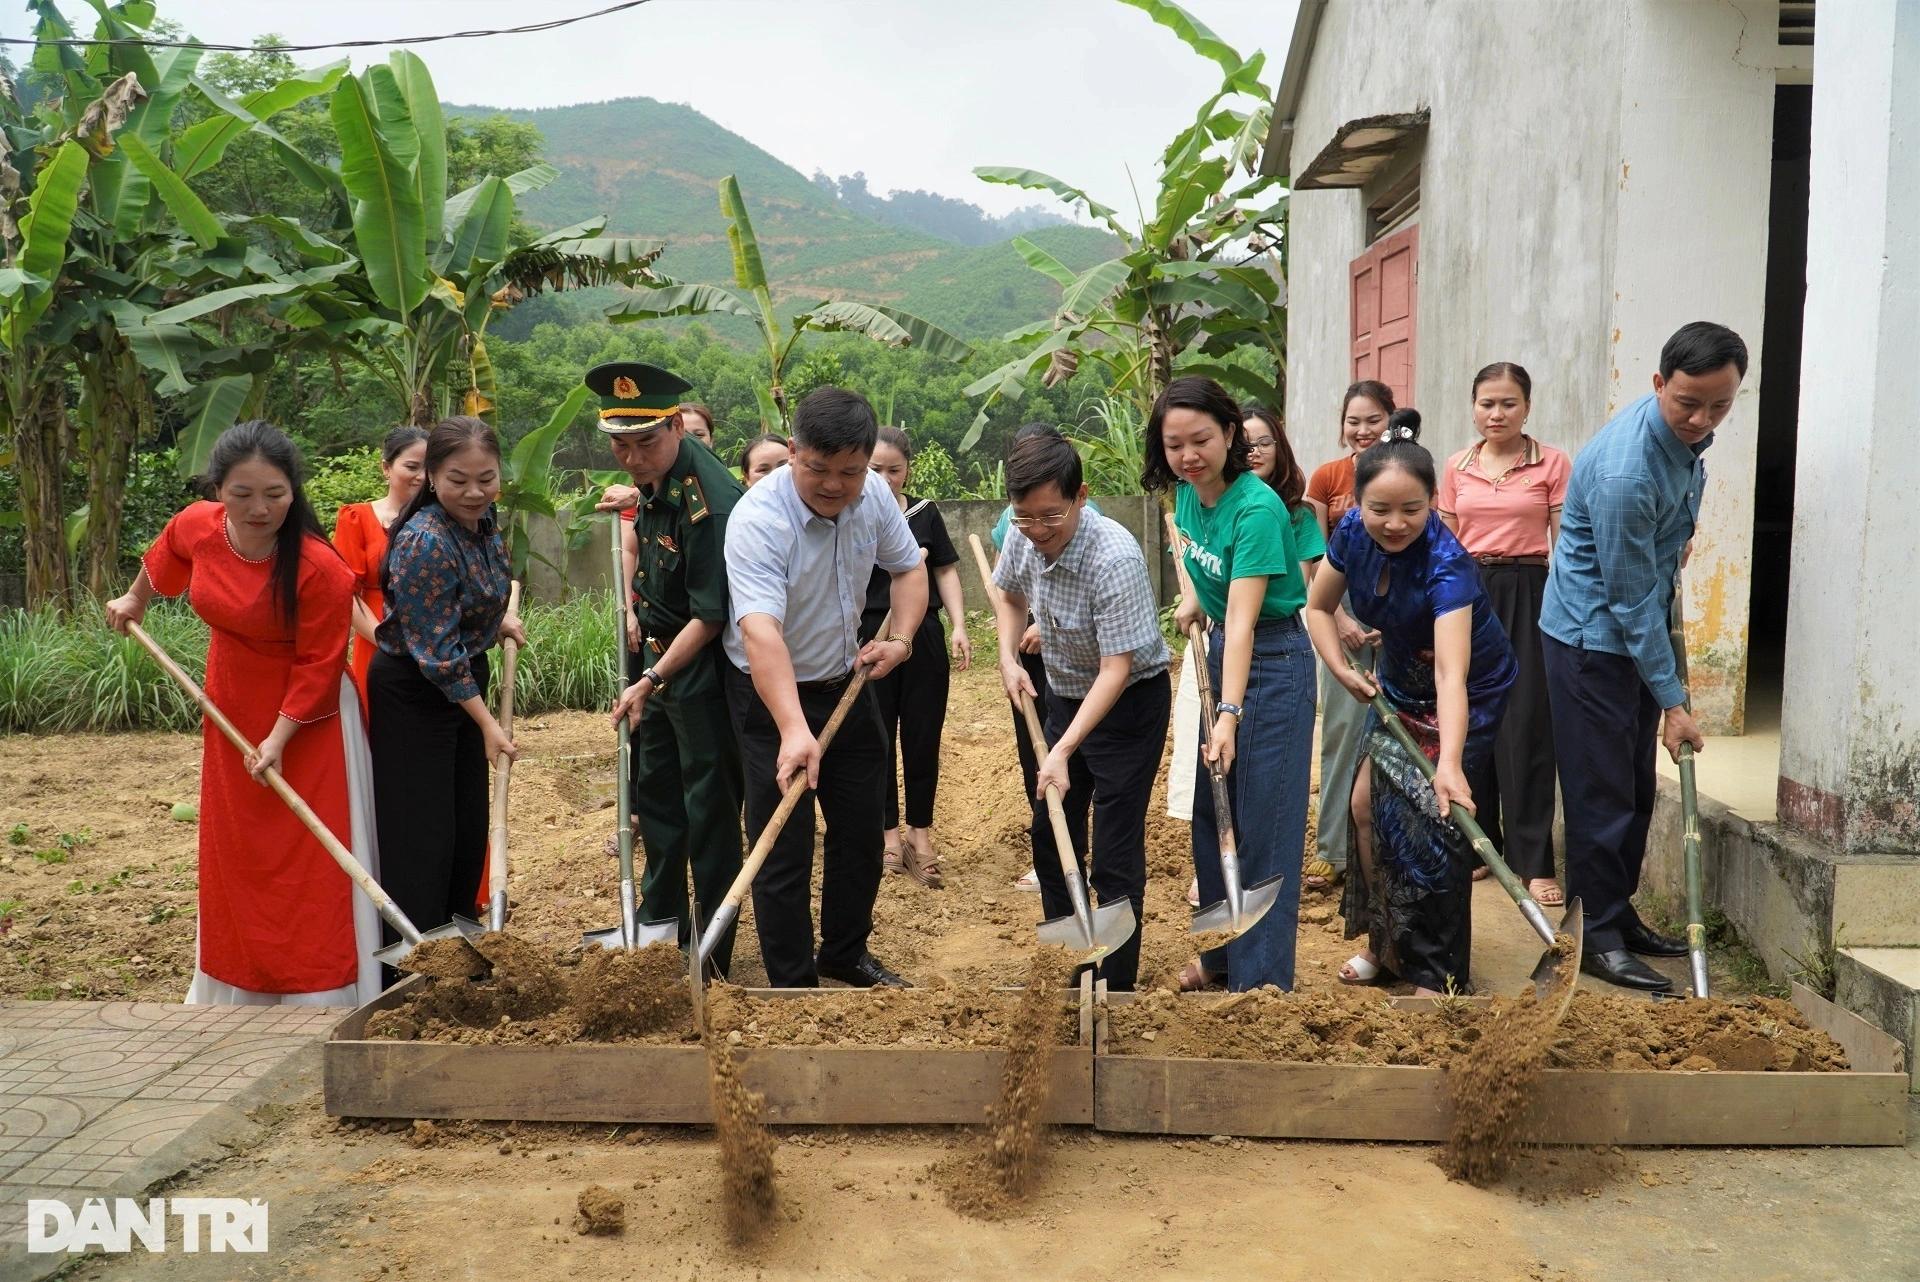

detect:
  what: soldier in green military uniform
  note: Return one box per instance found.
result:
[589,362,749,974]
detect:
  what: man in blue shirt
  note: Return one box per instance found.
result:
[1540,321,1747,991]
[724,387,927,988]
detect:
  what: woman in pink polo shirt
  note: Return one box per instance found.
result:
[1437,362,1570,906]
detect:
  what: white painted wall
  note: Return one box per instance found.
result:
[1777,0,1920,852]
[1280,0,1776,732]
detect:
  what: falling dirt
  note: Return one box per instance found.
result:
[1440,987,1565,1186]
[364,940,693,1045]
[707,1039,778,1242]
[706,980,1080,1048]
[932,948,1072,1219]
[573,1184,625,1236]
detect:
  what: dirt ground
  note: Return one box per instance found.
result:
[10,658,1920,1281]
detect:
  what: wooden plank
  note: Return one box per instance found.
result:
[1792,982,1907,1076]
[325,1042,1090,1125]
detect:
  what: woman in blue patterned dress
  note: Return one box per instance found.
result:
[1304,412,1517,995]
[368,417,525,959]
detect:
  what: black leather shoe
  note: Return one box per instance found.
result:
[1622,923,1689,957]
[1581,948,1674,991]
[817,952,912,989]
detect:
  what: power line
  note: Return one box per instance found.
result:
[0,0,657,53]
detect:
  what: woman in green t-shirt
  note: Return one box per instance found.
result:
[1146,377,1318,992]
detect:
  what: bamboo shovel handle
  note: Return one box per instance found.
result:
[717,610,894,912]
[965,535,1078,848]
[126,621,403,925]
[487,581,522,892]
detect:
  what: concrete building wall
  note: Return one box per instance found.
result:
[1281,0,1778,732]
[1777,0,1920,852]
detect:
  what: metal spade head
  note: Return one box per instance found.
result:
[688,897,707,1034]
[1189,872,1286,939]
[374,916,489,977]
[1527,896,1584,1010]
[1036,897,1136,966]
[582,916,679,952]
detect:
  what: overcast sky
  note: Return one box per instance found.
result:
[7,0,1297,216]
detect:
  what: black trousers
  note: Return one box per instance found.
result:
[1011,648,1058,874]
[1036,669,1170,991]
[725,661,887,987]
[867,613,950,830]
[1466,564,1558,880]
[1541,635,1660,953]
[368,649,489,958]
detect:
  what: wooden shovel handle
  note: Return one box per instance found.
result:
[1163,514,1225,755]
[126,620,412,938]
[966,534,1078,855]
[718,610,893,912]
[487,581,522,895]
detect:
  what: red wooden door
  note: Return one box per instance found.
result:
[1350,223,1418,408]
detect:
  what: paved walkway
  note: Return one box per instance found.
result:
[0,1001,343,1281]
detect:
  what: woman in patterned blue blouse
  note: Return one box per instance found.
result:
[1304,412,1516,996]
[368,417,526,962]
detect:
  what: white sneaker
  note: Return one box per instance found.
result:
[1015,867,1040,893]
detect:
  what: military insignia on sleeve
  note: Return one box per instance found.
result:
[612,375,639,398]
[686,477,710,523]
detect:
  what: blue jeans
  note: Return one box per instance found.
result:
[1191,614,1318,990]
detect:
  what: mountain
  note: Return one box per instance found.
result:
[809,171,1071,247]
[445,96,1119,340]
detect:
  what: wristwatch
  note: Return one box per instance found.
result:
[1215,701,1243,719]
[641,667,667,693]
[885,632,914,659]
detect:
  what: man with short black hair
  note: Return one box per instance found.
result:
[1541,320,1748,991]
[723,387,927,988]
[992,428,1170,990]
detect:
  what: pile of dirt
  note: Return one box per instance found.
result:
[1439,986,1565,1186]
[364,940,695,1045]
[707,1041,778,1241]
[573,1184,625,1236]
[1104,988,1851,1074]
[933,950,1071,1218]
[707,982,1080,1048]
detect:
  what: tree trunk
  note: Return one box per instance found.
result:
[10,367,73,611]
[81,334,151,601]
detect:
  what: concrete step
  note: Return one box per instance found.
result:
[1835,947,1920,1089]
[1832,860,1920,947]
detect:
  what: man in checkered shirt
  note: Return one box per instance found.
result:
[993,428,1170,990]
[1541,320,1748,992]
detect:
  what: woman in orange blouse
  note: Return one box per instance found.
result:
[333,427,428,696]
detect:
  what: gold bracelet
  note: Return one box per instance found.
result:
[885,632,914,660]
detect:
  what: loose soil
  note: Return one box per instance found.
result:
[573,1184,626,1236]
[707,981,1080,1048]
[708,1039,779,1241]
[1103,988,1849,1073]
[931,948,1072,1218]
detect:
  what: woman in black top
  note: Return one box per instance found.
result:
[861,426,970,888]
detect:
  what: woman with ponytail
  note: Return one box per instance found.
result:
[106,422,381,1005]
[368,417,525,963]
[1304,411,1517,995]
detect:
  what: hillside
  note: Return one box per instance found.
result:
[447,96,1119,339]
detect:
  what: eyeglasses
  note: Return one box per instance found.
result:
[1247,437,1276,451]
[1009,512,1071,530]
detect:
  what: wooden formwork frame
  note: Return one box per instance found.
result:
[1091,982,1908,1146]
[324,972,1094,1125]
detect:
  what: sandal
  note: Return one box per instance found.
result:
[1339,953,1383,986]
[1529,878,1565,907]
[1303,857,1342,890]
[1186,876,1200,908]
[883,844,905,875]
[902,843,943,890]
[1014,868,1040,893]
[1178,958,1223,991]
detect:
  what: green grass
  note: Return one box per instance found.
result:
[0,593,623,734]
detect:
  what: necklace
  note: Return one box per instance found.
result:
[223,518,273,564]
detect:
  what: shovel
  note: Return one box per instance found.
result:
[966,534,1136,966]
[476,580,523,934]
[1669,581,1711,998]
[1365,680,1582,997]
[1163,515,1283,940]
[689,612,893,1032]
[585,516,678,952]
[125,621,485,979]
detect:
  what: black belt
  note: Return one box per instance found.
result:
[1476,555,1548,568]
[795,669,856,693]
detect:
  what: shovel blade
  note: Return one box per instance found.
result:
[374,925,490,979]
[1038,898,1137,965]
[1189,874,1285,939]
[688,899,707,1035]
[582,917,680,952]
[1528,897,1584,1008]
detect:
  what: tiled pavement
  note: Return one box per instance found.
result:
[0,1001,344,1278]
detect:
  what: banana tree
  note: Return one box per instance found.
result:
[958,0,1288,450]
[606,175,973,430]
[2,0,341,604]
